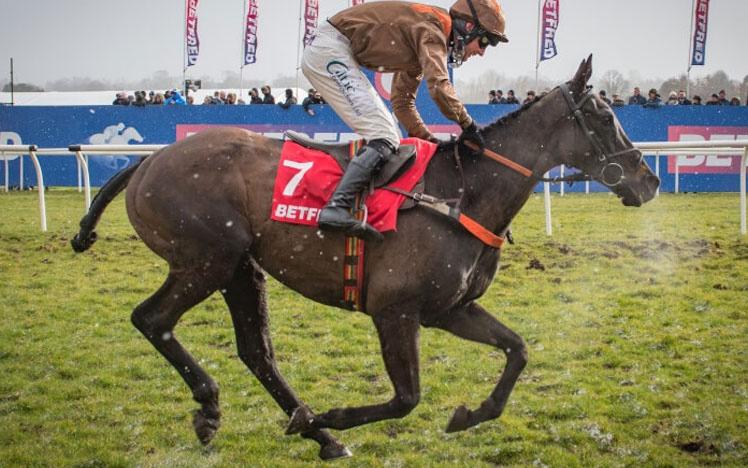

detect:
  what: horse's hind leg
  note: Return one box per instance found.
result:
[428,301,528,432]
[222,257,351,460]
[286,310,421,432]
[131,272,223,444]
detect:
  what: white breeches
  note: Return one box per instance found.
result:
[301,22,401,148]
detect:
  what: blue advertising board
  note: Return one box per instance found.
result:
[1,103,747,192]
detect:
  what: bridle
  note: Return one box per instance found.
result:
[555,82,641,187]
[419,82,645,250]
[467,83,642,187]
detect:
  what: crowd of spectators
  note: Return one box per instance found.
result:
[113,90,192,106]
[112,85,326,113]
[487,85,744,108]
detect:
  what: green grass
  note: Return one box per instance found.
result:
[1,188,746,466]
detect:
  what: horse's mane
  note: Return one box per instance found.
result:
[434,86,560,152]
[483,88,556,132]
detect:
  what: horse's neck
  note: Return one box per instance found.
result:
[461,104,560,235]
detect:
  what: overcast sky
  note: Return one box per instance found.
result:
[1,0,746,88]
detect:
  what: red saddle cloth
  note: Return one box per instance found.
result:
[271,138,438,232]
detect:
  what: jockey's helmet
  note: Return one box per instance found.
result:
[450,0,509,47]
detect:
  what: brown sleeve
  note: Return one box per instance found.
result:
[418,29,472,129]
[391,70,433,139]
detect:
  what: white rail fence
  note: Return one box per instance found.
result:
[2,141,747,235]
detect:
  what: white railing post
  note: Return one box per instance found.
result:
[585,180,589,194]
[77,156,82,192]
[74,151,92,210]
[559,165,565,196]
[28,148,47,232]
[674,156,680,194]
[19,154,23,190]
[3,157,7,192]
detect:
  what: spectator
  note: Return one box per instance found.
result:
[248,88,263,104]
[523,90,536,105]
[186,95,194,105]
[164,89,186,105]
[488,90,500,104]
[692,95,702,105]
[132,91,148,107]
[261,85,275,104]
[302,88,324,115]
[706,93,719,105]
[226,92,237,105]
[202,95,214,105]
[611,94,625,107]
[598,90,611,105]
[278,88,298,109]
[151,93,165,105]
[676,90,691,105]
[504,89,520,104]
[112,92,130,105]
[665,91,679,105]
[495,89,506,103]
[642,88,662,108]
[628,86,647,105]
[730,97,741,106]
[718,90,729,105]
[219,90,228,104]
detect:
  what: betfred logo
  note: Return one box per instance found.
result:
[668,126,748,174]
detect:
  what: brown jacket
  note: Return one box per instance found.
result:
[329,2,472,139]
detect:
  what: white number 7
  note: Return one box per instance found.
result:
[282,160,314,196]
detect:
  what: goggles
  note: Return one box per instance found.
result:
[477,31,502,49]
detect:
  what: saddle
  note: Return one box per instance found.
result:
[285,130,419,191]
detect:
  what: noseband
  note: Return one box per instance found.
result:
[556,83,641,187]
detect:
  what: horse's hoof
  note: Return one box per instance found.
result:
[192,409,221,444]
[445,404,472,433]
[285,406,315,435]
[319,441,353,460]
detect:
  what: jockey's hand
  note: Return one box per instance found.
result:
[458,120,485,155]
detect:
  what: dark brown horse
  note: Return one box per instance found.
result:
[71,56,658,460]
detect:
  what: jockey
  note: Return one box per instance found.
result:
[302,0,508,241]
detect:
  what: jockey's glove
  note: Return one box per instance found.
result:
[458,120,485,156]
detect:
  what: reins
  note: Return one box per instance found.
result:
[387,83,641,250]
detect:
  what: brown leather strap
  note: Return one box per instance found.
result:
[464,141,534,178]
[458,213,505,249]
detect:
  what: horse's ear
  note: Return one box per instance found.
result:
[568,54,593,97]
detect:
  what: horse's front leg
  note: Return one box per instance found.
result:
[427,301,528,432]
[286,309,420,433]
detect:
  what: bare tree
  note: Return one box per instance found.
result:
[659,74,691,97]
[596,70,629,96]
[2,82,44,92]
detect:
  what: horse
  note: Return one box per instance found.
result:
[71,56,659,460]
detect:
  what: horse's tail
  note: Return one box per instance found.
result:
[70,157,146,253]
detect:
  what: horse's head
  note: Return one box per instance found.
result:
[548,55,659,206]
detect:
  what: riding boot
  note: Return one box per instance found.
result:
[317,139,395,241]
